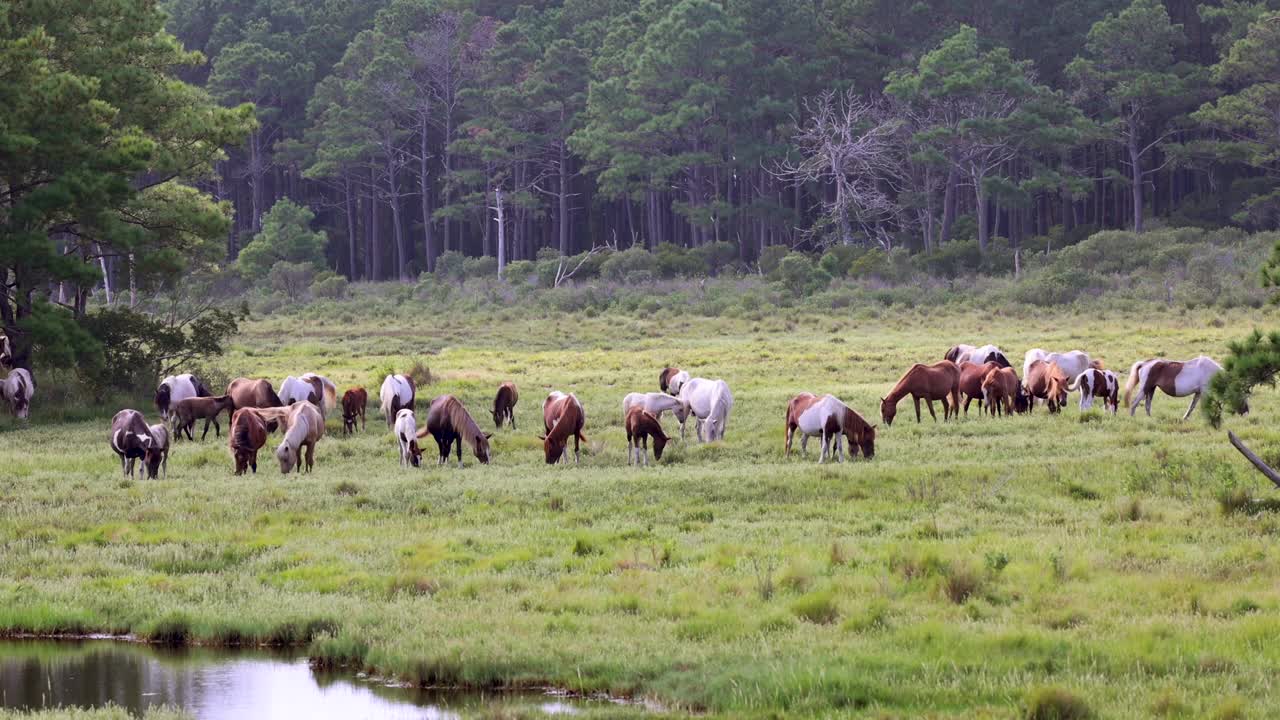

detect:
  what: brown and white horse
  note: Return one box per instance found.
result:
[784,392,820,456]
[948,344,1011,368]
[379,374,416,429]
[147,422,170,478]
[172,395,236,441]
[279,375,324,410]
[540,391,587,464]
[342,387,367,434]
[155,374,209,421]
[226,378,283,410]
[880,361,961,426]
[109,409,164,479]
[1070,368,1119,414]
[625,405,669,466]
[229,408,269,475]
[958,361,1001,416]
[301,373,338,416]
[2,368,34,420]
[394,408,423,468]
[1023,350,1094,386]
[1025,360,1069,412]
[789,393,875,462]
[659,367,688,395]
[421,395,492,467]
[492,381,518,429]
[1124,356,1227,419]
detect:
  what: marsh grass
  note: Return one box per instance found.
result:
[3,302,1280,717]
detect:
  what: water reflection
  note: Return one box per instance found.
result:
[0,640,588,718]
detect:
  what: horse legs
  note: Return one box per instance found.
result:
[785,425,794,457]
[818,431,828,464]
[963,396,972,416]
[641,436,649,467]
[925,399,938,422]
[201,418,212,441]
[1144,391,1155,417]
[800,434,809,455]
[1183,392,1201,421]
[913,396,922,423]
[305,442,315,472]
[574,432,582,463]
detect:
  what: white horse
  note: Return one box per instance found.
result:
[2,368,34,420]
[622,392,691,437]
[379,374,416,429]
[680,378,733,442]
[794,394,855,463]
[666,370,690,396]
[277,401,324,473]
[301,372,338,416]
[1023,349,1093,384]
[394,408,422,467]
[1124,356,1224,419]
[1068,368,1119,413]
[279,375,322,408]
[155,373,204,421]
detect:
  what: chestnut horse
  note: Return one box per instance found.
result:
[421,395,492,467]
[958,361,1001,416]
[1025,360,1069,413]
[229,408,269,475]
[625,405,669,466]
[342,387,367,434]
[226,378,283,411]
[980,367,1022,417]
[492,381,518,429]
[880,361,961,426]
[540,391,587,464]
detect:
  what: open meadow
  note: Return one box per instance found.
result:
[4,298,1280,719]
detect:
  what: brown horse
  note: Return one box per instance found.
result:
[492,381,518,429]
[342,387,367,434]
[229,408,269,475]
[980,367,1021,417]
[420,395,492,467]
[1025,360,1069,413]
[784,392,820,456]
[625,405,669,466]
[540,391,587,464]
[227,378,283,410]
[957,361,1001,416]
[172,395,236,441]
[880,361,961,426]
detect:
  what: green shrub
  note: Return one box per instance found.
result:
[601,247,658,282]
[434,251,467,284]
[758,245,789,276]
[503,260,536,285]
[655,243,701,278]
[1023,686,1094,720]
[691,241,739,276]
[464,255,498,279]
[790,589,840,624]
[268,261,317,301]
[776,252,830,295]
[311,273,348,300]
[819,244,861,278]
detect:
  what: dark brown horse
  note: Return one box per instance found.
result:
[172,395,236,441]
[492,381,518,429]
[229,407,269,475]
[625,405,669,466]
[957,361,1001,416]
[1025,360,1069,413]
[226,378,283,410]
[540,391,587,464]
[880,361,961,426]
[342,387,367,434]
[420,395,492,467]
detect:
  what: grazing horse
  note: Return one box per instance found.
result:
[623,392,691,439]
[981,367,1023,417]
[300,373,338,416]
[0,333,11,369]
[944,344,975,364]
[229,408,269,475]
[1022,350,1093,387]
[1069,368,1119,413]
[784,392,821,456]
[492,381,519,429]
[540,392,587,464]
[2,368,34,420]
[625,405,669,466]
[679,378,733,442]
[880,361,961,426]
[342,388,367,434]
[147,422,170,478]
[1025,360,1069,413]
[664,370,690,396]
[172,395,236,441]
[379,374,416,429]
[394,409,423,468]
[109,409,164,479]
[421,395,492,467]
[790,394,876,463]
[1124,356,1227,419]
[958,361,1001,416]
[227,378,283,411]
[279,375,324,409]
[275,401,324,474]
[155,373,208,421]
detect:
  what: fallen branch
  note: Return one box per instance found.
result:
[1228,431,1280,489]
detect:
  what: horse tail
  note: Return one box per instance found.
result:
[1066,371,1083,392]
[1123,360,1146,407]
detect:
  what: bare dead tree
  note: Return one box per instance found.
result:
[554,238,616,288]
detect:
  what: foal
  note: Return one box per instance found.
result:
[172,395,236,441]
[342,387,368,434]
[229,408,269,475]
[625,405,669,466]
[394,408,423,467]
[492,381,519,429]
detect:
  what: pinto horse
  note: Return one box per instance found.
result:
[788,394,875,462]
[279,375,324,409]
[227,378,283,411]
[1025,360,1069,413]
[300,373,338,416]
[958,361,1001,416]
[394,409,423,468]
[229,408,269,475]
[379,374,416,429]
[784,393,820,456]
[492,381,519,430]
[155,373,209,421]
[1069,368,1119,413]
[422,395,492,467]
[625,405,669,466]
[659,367,688,395]
[880,361,961,426]
[540,392,587,464]
[2,368,34,420]
[1124,356,1227,419]
[109,409,164,479]
[342,388,367,434]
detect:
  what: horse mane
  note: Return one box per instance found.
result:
[444,396,486,450]
[282,404,316,450]
[547,394,582,445]
[886,364,927,402]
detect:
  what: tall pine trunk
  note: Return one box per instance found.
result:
[1127,117,1144,233]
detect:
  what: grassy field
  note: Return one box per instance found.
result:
[4,297,1280,718]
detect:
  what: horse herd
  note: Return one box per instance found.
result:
[0,342,1236,479]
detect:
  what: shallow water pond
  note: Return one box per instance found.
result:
[0,640,597,718]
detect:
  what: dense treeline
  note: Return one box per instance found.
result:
[162,0,1280,279]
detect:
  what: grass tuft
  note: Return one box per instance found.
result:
[790,589,840,625]
[1023,686,1094,720]
[942,563,984,605]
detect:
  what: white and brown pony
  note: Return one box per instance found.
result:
[663,369,690,396]
[394,408,423,467]
[622,392,691,438]
[300,373,338,416]
[421,395,492,467]
[274,402,324,474]
[229,408,269,475]
[155,373,209,421]
[788,393,876,462]
[540,391,587,464]
[279,375,324,409]
[679,378,733,442]
[342,387,368,434]
[1069,368,1119,413]
[880,361,961,426]
[2,368,34,420]
[1124,356,1226,419]
[109,409,164,479]
[949,344,1011,368]
[0,333,12,369]
[625,405,669,466]
[379,374,416,429]
[492,381,518,429]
